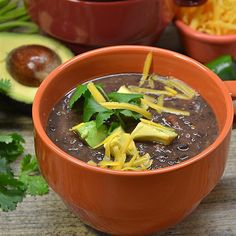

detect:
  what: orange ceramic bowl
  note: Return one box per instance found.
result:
[33,46,235,235]
[175,20,236,63]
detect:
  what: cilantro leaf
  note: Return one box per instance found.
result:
[119,110,142,120]
[0,174,25,211]
[108,122,120,134]
[108,92,143,104]
[0,135,13,144]
[83,97,109,122]
[20,154,38,173]
[0,133,49,212]
[11,133,25,143]
[0,158,12,175]
[0,79,11,94]
[19,174,48,196]
[19,155,48,196]
[69,83,145,132]
[69,84,88,108]
[0,133,25,162]
[95,111,114,128]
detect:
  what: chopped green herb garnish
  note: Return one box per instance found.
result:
[0,133,48,211]
[83,97,110,122]
[0,174,25,211]
[69,84,88,108]
[108,92,143,104]
[0,133,25,162]
[69,83,145,130]
[19,154,48,196]
[95,111,114,128]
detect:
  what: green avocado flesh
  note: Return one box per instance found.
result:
[0,32,74,104]
[72,121,108,148]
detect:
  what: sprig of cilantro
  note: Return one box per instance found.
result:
[0,174,25,211]
[0,133,25,162]
[69,83,143,129]
[0,133,48,211]
[19,154,48,196]
[0,79,11,94]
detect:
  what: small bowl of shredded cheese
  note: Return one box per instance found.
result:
[175,0,236,63]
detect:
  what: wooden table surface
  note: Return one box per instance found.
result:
[0,25,236,236]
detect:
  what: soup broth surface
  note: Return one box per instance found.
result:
[46,73,218,169]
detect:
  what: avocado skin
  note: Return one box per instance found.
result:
[0,32,74,112]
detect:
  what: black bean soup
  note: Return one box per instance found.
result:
[46,73,218,169]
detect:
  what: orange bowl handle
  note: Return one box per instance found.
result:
[224,81,236,128]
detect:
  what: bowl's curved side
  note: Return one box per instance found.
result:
[175,20,236,63]
[34,127,231,235]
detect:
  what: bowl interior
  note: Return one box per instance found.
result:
[36,46,232,136]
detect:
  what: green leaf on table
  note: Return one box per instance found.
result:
[0,158,12,175]
[19,154,48,196]
[0,174,25,212]
[19,174,48,196]
[0,132,49,211]
[0,133,25,162]
[0,79,11,94]
[0,135,13,144]
[20,154,38,173]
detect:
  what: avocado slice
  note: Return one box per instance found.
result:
[0,32,74,106]
[131,121,178,145]
[71,121,108,148]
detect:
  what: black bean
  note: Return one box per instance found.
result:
[166,115,178,126]
[50,126,56,132]
[177,144,189,151]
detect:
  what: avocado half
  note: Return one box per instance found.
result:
[0,32,74,112]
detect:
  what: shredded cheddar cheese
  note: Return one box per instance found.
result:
[164,86,178,96]
[128,85,174,96]
[87,82,106,103]
[139,52,153,86]
[100,101,152,119]
[70,122,85,131]
[141,98,190,116]
[177,0,236,35]
[153,76,196,99]
[88,127,153,171]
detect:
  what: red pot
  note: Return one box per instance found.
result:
[26,0,206,53]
